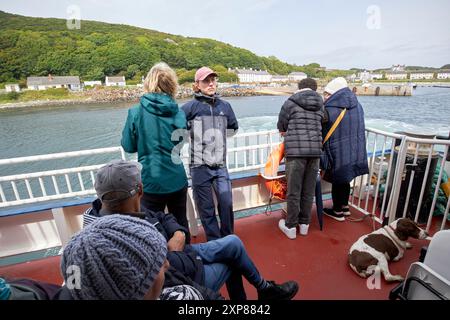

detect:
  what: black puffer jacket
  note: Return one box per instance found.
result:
[277,89,325,158]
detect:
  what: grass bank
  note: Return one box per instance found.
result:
[0,88,85,104]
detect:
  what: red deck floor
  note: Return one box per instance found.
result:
[0,203,438,300]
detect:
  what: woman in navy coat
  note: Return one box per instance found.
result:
[321,77,369,221]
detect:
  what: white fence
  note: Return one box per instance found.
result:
[0,128,448,233]
[350,128,450,233]
[0,147,126,209]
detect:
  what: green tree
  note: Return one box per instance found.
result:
[85,67,105,81]
[178,69,196,84]
[126,64,140,79]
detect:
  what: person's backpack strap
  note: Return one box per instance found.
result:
[323,108,347,145]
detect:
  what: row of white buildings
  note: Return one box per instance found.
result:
[352,66,450,82]
[6,69,304,92]
[385,70,450,80]
[5,75,127,92]
[230,68,307,83]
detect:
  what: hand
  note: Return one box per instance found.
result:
[167,231,186,252]
[320,169,325,178]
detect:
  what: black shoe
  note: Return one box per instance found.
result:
[257,281,299,300]
[342,206,351,216]
[323,208,345,222]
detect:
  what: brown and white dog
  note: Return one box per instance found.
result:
[348,218,428,282]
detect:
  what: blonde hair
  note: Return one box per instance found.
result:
[143,62,178,98]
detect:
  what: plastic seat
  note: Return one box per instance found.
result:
[389,230,450,300]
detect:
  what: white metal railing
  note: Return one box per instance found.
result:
[228,130,282,173]
[0,131,283,211]
[180,129,282,175]
[0,147,126,209]
[1,129,448,235]
[349,128,450,234]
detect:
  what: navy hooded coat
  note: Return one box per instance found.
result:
[322,87,369,184]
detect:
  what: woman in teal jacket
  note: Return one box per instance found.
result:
[121,62,189,234]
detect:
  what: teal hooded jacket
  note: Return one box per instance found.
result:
[121,93,188,194]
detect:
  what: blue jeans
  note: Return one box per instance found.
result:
[191,166,234,241]
[191,235,263,299]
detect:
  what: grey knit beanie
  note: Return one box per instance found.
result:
[61,214,168,300]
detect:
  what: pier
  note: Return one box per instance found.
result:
[255,84,413,96]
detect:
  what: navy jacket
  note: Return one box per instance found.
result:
[84,200,204,286]
[323,88,369,184]
[182,93,238,167]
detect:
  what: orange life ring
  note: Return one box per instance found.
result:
[263,142,287,200]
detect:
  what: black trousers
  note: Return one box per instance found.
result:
[331,182,350,211]
[141,186,190,241]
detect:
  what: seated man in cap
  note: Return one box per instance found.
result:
[83,160,299,300]
[58,214,204,300]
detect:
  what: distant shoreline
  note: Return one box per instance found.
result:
[0,98,105,110]
[0,86,269,110]
[2,83,448,110]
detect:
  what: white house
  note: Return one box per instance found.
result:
[27,75,81,91]
[410,71,434,80]
[437,70,450,79]
[347,74,357,82]
[288,72,307,82]
[371,73,384,80]
[234,68,272,83]
[358,71,371,82]
[385,71,408,80]
[391,64,406,72]
[83,81,102,87]
[5,84,20,92]
[105,76,126,87]
[271,75,289,83]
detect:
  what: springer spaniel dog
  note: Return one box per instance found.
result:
[348,218,428,282]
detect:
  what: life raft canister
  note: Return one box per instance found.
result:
[263,142,287,200]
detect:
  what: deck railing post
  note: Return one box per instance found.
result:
[387,136,408,224]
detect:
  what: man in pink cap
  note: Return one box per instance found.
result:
[182,67,239,242]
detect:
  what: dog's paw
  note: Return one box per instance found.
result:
[405,242,413,249]
[385,275,404,282]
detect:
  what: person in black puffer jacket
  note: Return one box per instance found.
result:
[277,78,325,239]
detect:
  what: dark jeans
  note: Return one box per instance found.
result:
[285,157,319,228]
[191,166,234,241]
[141,186,190,240]
[192,235,263,300]
[331,182,351,211]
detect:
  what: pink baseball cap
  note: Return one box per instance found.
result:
[195,67,218,82]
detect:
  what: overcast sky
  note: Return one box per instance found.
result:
[1,0,449,69]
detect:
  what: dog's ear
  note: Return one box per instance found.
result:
[395,219,419,240]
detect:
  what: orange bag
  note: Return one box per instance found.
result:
[442,178,450,198]
[264,143,287,201]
